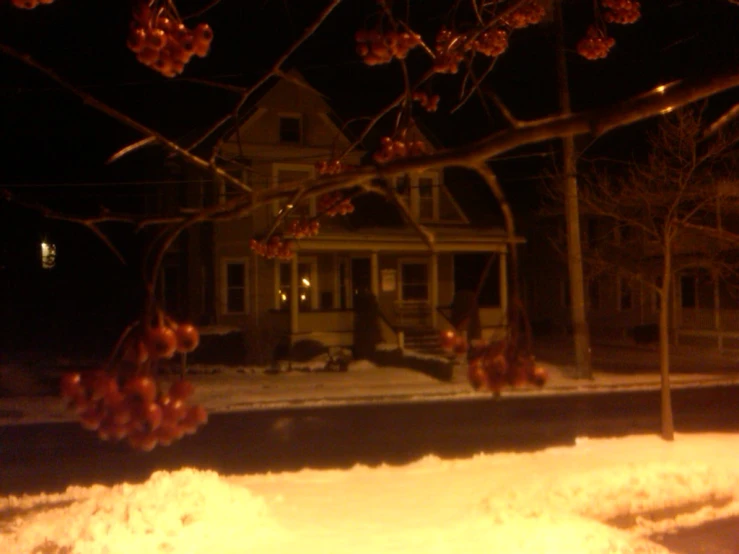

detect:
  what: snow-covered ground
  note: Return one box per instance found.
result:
[1,432,738,553]
[1,346,738,553]
[2,356,738,425]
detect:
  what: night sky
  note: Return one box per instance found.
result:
[1,0,738,358]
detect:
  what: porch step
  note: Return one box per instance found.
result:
[402,328,450,357]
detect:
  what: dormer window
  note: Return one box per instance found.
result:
[279,115,302,143]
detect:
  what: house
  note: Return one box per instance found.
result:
[524,188,739,351]
[162,72,521,357]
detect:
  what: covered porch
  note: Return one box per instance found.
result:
[267,229,518,349]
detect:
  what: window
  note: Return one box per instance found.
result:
[218,162,251,205]
[400,262,428,300]
[161,265,181,318]
[279,115,301,143]
[223,261,248,314]
[653,275,663,312]
[396,175,411,207]
[618,276,633,311]
[588,277,601,311]
[279,261,316,311]
[419,176,434,220]
[681,275,696,308]
[587,218,598,249]
[274,165,315,218]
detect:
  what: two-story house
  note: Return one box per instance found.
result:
[162,72,521,358]
[525,181,739,351]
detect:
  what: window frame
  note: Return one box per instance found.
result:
[221,258,249,315]
[278,113,303,144]
[398,258,430,302]
[272,163,316,217]
[276,257,319,311]
[617,275,633,312]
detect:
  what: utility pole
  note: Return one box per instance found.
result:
[554,0,592,379]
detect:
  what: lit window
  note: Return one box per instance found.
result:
[279,116,301,143]
[279,262,315,311]
[40,240,56,269]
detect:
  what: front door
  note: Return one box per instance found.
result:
[399,261,430,326]
[351,257,371,306]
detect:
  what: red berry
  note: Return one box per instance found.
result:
[124,375,157,405]
[60,372,83,400]
[146,325,178,359]
[169,379,195,400]
[175,323,200,353]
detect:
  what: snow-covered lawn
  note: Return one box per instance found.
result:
[2,433,738,553]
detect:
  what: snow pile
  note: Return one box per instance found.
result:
[0,469,284,554]
[1,434,738,553]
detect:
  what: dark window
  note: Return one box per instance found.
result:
[681,275,696,308]
[401,262,428,300]
[419,177,434,220]
[279,116,301,143]
[453,254,500,307]
[588,278,600,311]
[225,263,246,313]
[619,277,633,311]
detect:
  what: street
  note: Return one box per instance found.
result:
[2,384,738,496]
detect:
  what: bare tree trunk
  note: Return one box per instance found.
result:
[555,0,592,379]
[659,247,675,441]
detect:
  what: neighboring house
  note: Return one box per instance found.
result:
[524,195,739,351]
[162,72,521,355]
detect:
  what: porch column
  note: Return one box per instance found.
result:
[499,252,508,322]
[430,253,439,328]
[370,251,379,297]
[290,254,299,335]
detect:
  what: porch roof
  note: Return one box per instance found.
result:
[294,227,523,253]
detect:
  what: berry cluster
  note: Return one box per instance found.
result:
[373,135,428,164]
[355,29,423,66]
[287,217,320,238]
[412,91,440,112]
[127,3,213,78]
[433,27,465,74]
[502,1,547,29]
[602,0,641,24]
[576,25,615,60]
[124,317,200,363]
[61,371,207,451]
[315,159,352,176]
[250,236,294,259]
[440,329,468,354]
[10,0,54,9]
[467,340,547,395]
[318,192,355,216]
[471,28,509,58]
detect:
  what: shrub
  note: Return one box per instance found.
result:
[451,290,481,339]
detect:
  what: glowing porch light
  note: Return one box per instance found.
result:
[300,294,306,301]
[40,240,56,269]
[302,277,310,287]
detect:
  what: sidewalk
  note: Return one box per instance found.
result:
[1,339,738,426]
